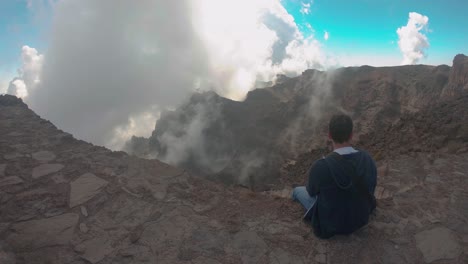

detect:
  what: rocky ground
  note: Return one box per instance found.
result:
[1,93,467,263]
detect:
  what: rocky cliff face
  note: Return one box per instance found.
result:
[127,55,467,188]
[441,54,468,98]
[1,93,467,263]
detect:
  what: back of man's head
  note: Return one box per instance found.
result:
[329,114,353,143]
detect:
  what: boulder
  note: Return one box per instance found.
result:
[32,164,64,179]
[32,151,56,162]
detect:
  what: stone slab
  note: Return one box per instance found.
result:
[32,164,64,179]
[7,213,79,249]
[78,235,114,263]
[69,173,108,208]
[0,176,24,187]
[3,153,23,160]
[32,151,56,162]
[415,227,461,263]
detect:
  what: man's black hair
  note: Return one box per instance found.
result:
[329,114,353,143]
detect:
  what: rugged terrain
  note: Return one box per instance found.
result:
[1,57,468,263]
[126,55,468,189]
[1,94,467,264]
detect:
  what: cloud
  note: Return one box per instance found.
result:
[7,79,28,98]
[25,0,211,149]
[397,12,429,65]
[7,45,44,98]
[324,31,329,41]
[300,2,311,15]
[196,0,326,99]
[108,106,161,150]
[15,0,327,150]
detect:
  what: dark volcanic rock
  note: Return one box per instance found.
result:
[0,94,26,107]
[442,54,468,98]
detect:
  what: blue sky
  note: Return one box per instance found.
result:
[1,0,48,80]
[0,0,467,86]
[282,0,467,65]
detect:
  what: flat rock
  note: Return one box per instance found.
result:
[32,151,56,162]
[0,176,23,187]
[32,164,64,179]
[3,153,23,160]
[415,227,461,263]
[69,173,108,208]
[0,164,6,176]
[6,213,79,249]
[231,231,268,264]
[78,235,114,263]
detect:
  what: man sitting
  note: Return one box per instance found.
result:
[292,114,377,238]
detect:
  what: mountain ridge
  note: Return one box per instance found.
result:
[126,54,468,189]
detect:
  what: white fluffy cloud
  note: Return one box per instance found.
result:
[196,0,325,99]
[14,0,327,149]
[7,45,44,98]
[324,31,329,41]
[397,12,429,65]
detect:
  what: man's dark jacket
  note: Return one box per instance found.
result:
[306,150,377,238]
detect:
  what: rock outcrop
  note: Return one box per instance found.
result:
[441,54,468,98]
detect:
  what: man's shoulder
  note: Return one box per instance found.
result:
[312,157,328,167]
[352,147,373,156]
[356,149,376,163]
[310,158,329,173]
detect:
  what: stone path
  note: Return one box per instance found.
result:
[0,95,467,264]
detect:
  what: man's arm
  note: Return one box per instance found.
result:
[306,160,325,196]
[368,156,377,195]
